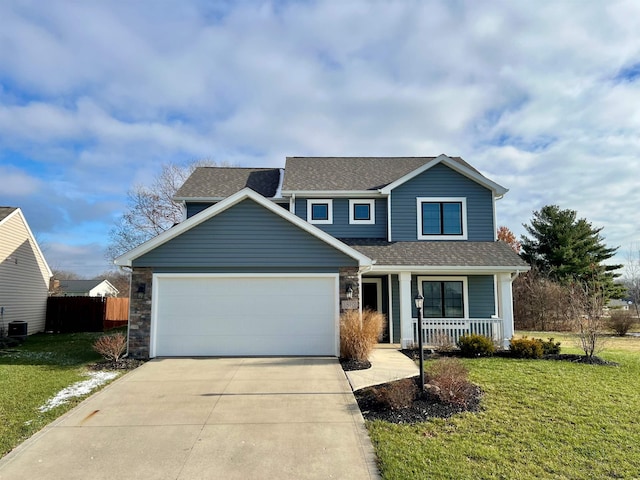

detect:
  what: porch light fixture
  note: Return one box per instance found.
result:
[136,283,146,299]
[346,284,354,299]
[414,292,425,392]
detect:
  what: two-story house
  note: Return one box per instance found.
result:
[115,155,528,359]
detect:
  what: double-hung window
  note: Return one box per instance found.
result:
[417,197,467,240]
[307,199,333,224]
[418,277,468,318]
[349,199,375,225]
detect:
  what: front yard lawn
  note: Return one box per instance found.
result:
[368,333,640,479]
[0,331,121,458]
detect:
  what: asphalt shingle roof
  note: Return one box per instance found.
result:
[282,156,480,191]
[175,168,282,199]
[0,207,17,222]
[58,280,105,292]
[340,239,530,268]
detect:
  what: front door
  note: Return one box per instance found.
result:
[362,278,389,342]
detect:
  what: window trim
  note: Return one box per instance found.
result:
[349,199,375,225]
[417,276,469,319]
[416,197,467,240]
[307,199,333,224]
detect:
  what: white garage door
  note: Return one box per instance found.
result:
[152,274,338,357]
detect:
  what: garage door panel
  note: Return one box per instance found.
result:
[154,276,337,356]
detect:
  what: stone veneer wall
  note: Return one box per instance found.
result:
[128,267,152,359]
[339,266,360,313]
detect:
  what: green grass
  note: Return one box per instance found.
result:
[0,330,121,457]
[368,334,640,479]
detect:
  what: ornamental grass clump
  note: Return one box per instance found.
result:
[93,333,127,363]
[340,309,384,362]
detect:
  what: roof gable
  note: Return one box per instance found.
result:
[115,188,372,267]
[0,207,52,279]
[175,167,283,200]
[379,154,508,196]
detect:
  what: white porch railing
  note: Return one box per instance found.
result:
[413,318,504,347]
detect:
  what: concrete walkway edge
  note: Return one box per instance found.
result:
[345,347,419,391]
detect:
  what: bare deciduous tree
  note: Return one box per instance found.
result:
[106,160,223,261]
[568,281,608,358]
[623,245,640,318]
[513,269,573,331]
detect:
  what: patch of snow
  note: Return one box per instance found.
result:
[273,168,285,199]
[38,371,118,413]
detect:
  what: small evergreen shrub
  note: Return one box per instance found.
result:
[426,357,476,406]
[340,309,384,362]
[509,336,544,359]
[540,337,561,355]
[609,310,635,337]
[93,333,127,362]
[457,334,496,357]
[373,378,418,410]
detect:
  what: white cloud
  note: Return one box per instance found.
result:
[1,0,639,275]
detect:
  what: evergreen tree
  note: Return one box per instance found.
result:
[520,205,624,299]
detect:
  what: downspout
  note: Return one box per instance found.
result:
[118,264,132,359]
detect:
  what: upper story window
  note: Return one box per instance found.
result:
[349,199,375,225]
[307,199,333,224]
[417,197,467,240]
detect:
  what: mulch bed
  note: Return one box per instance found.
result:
[88,358,145,371]
[354,376,483,424]
[339,357,371,371]
[401,349,619,366]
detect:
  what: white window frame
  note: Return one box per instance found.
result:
[417,276,469,319]
[416,197,467,240]
[307,199,333,224]
[349,199,375,225]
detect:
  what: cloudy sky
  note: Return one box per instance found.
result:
[1,1,639,277]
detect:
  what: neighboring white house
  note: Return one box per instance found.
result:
[0,207,52,335]
[55,279,119,297]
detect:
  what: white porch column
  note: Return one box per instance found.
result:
[399,272,414,348]
[497,273,514,349]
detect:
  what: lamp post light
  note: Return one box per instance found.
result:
[414,293,425,392]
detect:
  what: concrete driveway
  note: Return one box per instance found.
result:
[0,357,380,480]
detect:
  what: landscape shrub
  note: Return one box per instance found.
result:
[509,336,544,359]
[540,337,561,354]
[93,333,127,362]
[340,309,384,362]
[425,357,476,406]
[457,334,496,357]
[609,310,635,336]
[373,378,418,410]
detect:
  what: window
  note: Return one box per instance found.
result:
[349,199,375,225]
[307,199,333,224]
[418,277,468,318]
[417,197,467,240]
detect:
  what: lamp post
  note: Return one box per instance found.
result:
[414,293,425,392]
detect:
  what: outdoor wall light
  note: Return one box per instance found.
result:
[136,283,146,299]
[346,284,354,299]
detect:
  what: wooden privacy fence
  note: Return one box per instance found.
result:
[46,297,129,333]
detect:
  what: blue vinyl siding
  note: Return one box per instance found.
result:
[468,275,496,318]
[294,197,387,238]
[410,275,495,318]
[186,202,216,218]
[133,199,358,269]
[391,163,495,241]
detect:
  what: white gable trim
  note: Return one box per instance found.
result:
[114,188,373,267]
[0,208,53,278]
[379,154,508,196]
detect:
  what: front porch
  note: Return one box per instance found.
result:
[358,271,516,349]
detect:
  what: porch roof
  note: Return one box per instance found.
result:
[341,239,530,269]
